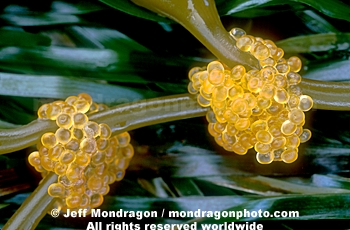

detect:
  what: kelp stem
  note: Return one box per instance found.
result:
[132,0,260,70]
[131,0,350,111]
[2,172,57,230]
[0,94,207,155]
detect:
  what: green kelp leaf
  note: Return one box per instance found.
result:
[0,13,83,26]
[0,73,160,104]
[66,26,149,52]
[99,0,173,23]
[311,174,350,189]
[197,175,350,195]
[50,1,108,14]
[304,59,350,82]
[217,0,350,22]
[296,10,339,33]
[276,33,350,53]
[0,46,192,87]
[0,30,51,48]
[3,1,107,15]
[170,178,204,196]
[137,177,176,198]
[189,193,350,224]
[0,96,37,125]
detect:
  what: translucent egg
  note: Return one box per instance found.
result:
[254,142,271,154]
[226,123,238,136]
[65,138,80,151]
[66,163,82,182]
[54,162,68,175]
[232,142,247,155]
[48,144,64,161]
[83,121,101,138]
[41,132,58,148]
[214,122,227,133]
[66,195,81,208]
[59,150,76,165]
[47,104,62,120]
[228,85,244,100]
[247,77,263,93]
[55,128,72,144]
[117,132,131,147]
[271,47,284,61]
[80,138,97,154]
[270,136,286,150]
[90,194,104,208]
[229,28,246,40]
[37,104,50,119]
[73,112,88,129]
[231,98,248,114]
[208,123,221,137]
[256,152,274,164]
[287,56,302,72]
[266,101,283,116]
[48,183,66,198]
[206,110,217,123]
[299,129,312,143]
[212,86,228,102]
[91,151,106,166]
[281,120,297,135]
[231,65,246,81]
[28,151,41,167]
[99,123,112,139]
[239,132,254,149]
[222,132,236,145]
[275,63,290,74]
[274,74,287,88]
[40,155,55,171]
[188,82,198,94]
[207,61,224,73]
[251,42,270,60]
[251,120,268,134]
[298,95,313,111]
[281,148,298,163]
[236,35,254,52]
[208,69,225,85]
[188,67,202,80]
[287,72,301,85]
[197,94,211,107]
[235,118,250,131]
[256,130,273,144]
[260,84,276,99]
[243,93,257,109]
[56,113,73,129]
[78,93,93,105]
[288,109,305,125]
[268,124,282,137]
[274,88,289,104]
[87,174,103,191]
[65,96,78,106]
[257,96,272,110]
[286,134,300,148]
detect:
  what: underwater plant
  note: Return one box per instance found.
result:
[1,0,350,229]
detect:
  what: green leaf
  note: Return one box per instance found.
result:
[0,30,51,48]
[198,175,350,195]
[99,0,173,23]
[276,33,350,53]
[217,0,350,22]
[0,13,83,26]
[189,193,350,224]
[312,174,350,189]
[304,59,350,82]
[0,73,160,103]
